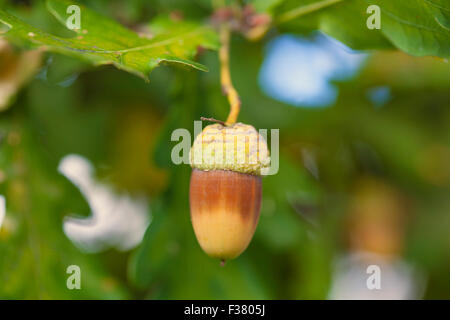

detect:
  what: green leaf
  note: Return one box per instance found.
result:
[270,0,450,57]
[0,0,219,80]
[368,0,450,58]
[319,1,393,50]
[269,0,392,50]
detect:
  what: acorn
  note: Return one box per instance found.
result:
[189,122,270,262]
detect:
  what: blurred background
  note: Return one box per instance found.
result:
[0,0,449,299]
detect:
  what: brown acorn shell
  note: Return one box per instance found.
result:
[189,169,262,260]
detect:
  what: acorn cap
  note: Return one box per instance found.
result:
[189,123,270,175]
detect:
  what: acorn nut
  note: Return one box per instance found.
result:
[189,123,270,262]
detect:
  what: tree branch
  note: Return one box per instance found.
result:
[276,0,344,24]
[219,23,241,126]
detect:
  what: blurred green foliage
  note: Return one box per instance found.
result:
[0,0,449,299]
